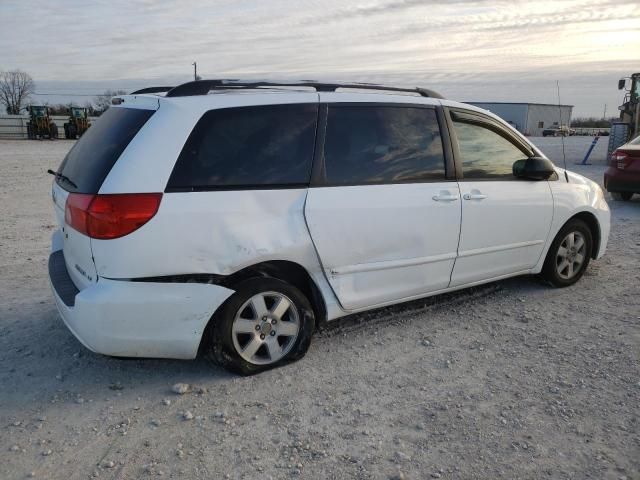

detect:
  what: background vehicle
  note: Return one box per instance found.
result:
[48,80,610,375]
[608,72,639,157]
[26,105,58,139]
[64,107,91,139]
[605,135,640,201]
[542,125,573,137]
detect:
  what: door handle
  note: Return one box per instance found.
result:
[463,193,487,201]
[432,192,459,202]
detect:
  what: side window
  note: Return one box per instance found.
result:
[323,106,446,184]
[168,104,318,189]
[453,120,529,179]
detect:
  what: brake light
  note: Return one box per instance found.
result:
[611,150,631,170]
[65,193,162,239]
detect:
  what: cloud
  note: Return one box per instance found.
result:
[1,0,638,115]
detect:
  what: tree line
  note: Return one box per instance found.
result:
[0,70,126,116]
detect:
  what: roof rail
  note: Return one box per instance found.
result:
[164,79,444,99]
[129,86,175,95]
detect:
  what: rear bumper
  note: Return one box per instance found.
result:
[48,249,234,359]
[604,167,640,193]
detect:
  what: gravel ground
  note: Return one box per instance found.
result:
[0,138,638,480]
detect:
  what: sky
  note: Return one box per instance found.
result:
[1,0,639,117]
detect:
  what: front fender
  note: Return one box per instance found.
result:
[533,172,610,272]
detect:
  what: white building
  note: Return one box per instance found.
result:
[467,102,573,137]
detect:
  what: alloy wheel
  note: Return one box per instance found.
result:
[555,231,586,280]
[231,291,300,365]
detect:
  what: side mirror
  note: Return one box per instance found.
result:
[513,156,556,181]
[618,78,626,90]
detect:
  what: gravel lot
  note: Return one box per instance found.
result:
[0,138,638,480]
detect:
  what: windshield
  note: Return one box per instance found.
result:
[56,107,155,193]
[32,107,45,116]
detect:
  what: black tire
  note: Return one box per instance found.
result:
[68,124,77,139]
[611,192,633,201]
[541,218,593,287]
[206,277,315,375]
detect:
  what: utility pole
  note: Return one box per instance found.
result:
[192,62,197,81]
[603,103,607,120]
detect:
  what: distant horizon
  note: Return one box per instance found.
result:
[2,0,638,117]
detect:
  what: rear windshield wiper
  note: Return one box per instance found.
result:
[47,169,78,189]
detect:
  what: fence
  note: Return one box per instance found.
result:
[0,115,100,139]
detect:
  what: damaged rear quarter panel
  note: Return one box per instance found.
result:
[91,189,323,279]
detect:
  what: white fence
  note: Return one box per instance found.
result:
[0,115,99,139]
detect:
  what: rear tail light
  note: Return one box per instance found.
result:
[65,193,162,239]
[611,150,631,170]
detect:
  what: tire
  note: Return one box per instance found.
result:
[541,219,592,287]
[68,124,77,139]
[206,277,315,375]
[611,192,633,201]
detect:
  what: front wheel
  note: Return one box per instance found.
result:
[541,219,592,287]
[207,278,315,375]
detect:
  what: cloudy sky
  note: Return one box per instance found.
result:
[1,0,639,116]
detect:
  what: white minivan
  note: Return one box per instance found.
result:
[48,80,610,374]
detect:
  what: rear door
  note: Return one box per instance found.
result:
[447,109,554,286]
[52,103,157,289]
[304,99,461,311]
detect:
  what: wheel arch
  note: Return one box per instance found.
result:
[222,260,327,324]
[198,260,327,356]
[569,211,601,259]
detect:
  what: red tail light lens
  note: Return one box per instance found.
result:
[65,193,162,239]
[611,150,630,170]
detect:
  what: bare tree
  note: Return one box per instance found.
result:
[94,89,127,113]
[0,70,35,114]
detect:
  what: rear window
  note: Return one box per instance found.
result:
[167,104,318,190]
[56,107,155,193]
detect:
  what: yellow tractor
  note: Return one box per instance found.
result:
[609,73,640,156]
[64,107,91,139]
[26,105,58,140]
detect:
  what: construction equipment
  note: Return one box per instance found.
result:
[64,107,91,139]
[609,73,640,157]
[26,105,58,140]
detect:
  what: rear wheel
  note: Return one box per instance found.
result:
[207,278,315,375]
[611,192,633,201]
[542,219,592,287]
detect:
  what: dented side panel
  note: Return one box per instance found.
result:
[90,189,344,319]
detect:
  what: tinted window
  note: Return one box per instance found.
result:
[168,104,318,189]
[57,107,154,193]
[454,121,528,179]
[323,106,445,184]
[454,122,527,178]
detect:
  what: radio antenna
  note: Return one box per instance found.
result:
[556,80,569,182]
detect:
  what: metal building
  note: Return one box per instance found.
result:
[466,102,573,137]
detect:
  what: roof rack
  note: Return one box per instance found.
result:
[163,79,444,99]
[129,86,175,95]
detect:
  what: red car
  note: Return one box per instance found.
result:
[604,135,640,201]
